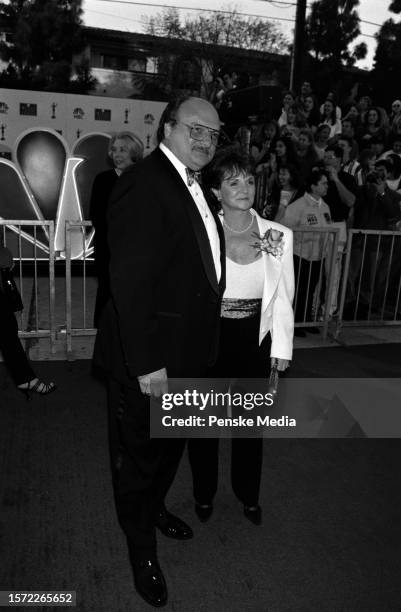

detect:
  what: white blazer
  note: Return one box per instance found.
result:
[252,209,295,360]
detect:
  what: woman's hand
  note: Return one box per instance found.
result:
[271,357,290,372]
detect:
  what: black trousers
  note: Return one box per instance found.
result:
[188,315,271,508]
[0,296,35,386]
[107,378,186,560]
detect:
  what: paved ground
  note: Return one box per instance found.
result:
[1,343,401,612]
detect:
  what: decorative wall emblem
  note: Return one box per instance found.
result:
[0,124,6,141]
[51,102,57,119]
[73,107,85,120]
[144,113,155,125]
[95,108,111,121]
[124,108,130,124]
[0,128,111,259]
[20,103,37,116]
[0,102,9,114]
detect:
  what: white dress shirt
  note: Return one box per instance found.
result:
[159,143,221,281]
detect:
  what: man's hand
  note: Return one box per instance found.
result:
[138,368,168,398]
[271,357,290,372]
[326,166,338,182]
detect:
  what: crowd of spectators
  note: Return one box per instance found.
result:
[212,80,401,327]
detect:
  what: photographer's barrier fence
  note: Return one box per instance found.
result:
[1,221,401,356]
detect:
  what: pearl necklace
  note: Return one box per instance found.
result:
[223,213,254,234]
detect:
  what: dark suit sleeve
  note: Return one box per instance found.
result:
[107,169,165,378]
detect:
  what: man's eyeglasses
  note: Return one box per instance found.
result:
[177,121,220,145]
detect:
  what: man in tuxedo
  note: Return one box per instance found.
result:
[93,95,225,607]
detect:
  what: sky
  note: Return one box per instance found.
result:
[82,0,397,70]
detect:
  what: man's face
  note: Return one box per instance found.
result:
[375,163,388,181]
[298,134,310,150]
[338,139,351,157]
[366,173,385,195]
[393,140,401,154]
[314,176,328,198]
[371,142,384,156]
[341,120,354,137]
[301,81,312,96]
[163,98,220,170]
[324,150,341,171]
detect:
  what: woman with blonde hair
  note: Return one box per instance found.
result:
[90,131,144,326]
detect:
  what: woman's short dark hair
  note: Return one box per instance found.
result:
[278,163,302,189]
[305,169,327,193]
[203,145,254,199]
[156,93,193,144]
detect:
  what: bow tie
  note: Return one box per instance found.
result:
[186,168,202,186]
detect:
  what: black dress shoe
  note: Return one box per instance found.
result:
[244,505,262,526]
[132,558,168,608]
[156,510,193,539]
[194,503,213,522]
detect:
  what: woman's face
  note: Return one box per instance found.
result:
[275,140,287,157]
[317,126,330,142]
[298,133,310,150]
[217,170,255,212]
[392,101,401,114]
[304,96,314,112]
[323,100,334,116]
[278,168,292,187]
[110,138,132,171]
[264,123,276,139]
[368,109,379,124]
[347,106,359,119]
[287,108,296,124]
[283,93,294,107]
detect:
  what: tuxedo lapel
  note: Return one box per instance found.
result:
[210,204,226,294]
[184,195,220,295]
[154,149,221,296]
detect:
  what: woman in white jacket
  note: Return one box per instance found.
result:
[188,147,294,526]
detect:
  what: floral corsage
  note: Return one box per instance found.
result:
[252,228,284,260]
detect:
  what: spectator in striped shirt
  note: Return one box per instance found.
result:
[338,135,360,177]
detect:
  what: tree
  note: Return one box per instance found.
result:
[142,6,289,98]
[0,0,96,93]
[146,6,288,54]
[372,2,401,106]
[304,0,367,98]
[306,0,366,66]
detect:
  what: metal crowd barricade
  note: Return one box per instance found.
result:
[292,227,339,339]
[65,220,96,358]
[336,229,401,338]
[254,169,269,215]
[0,220,56,352]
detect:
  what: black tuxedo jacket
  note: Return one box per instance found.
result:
[93,147,226,385]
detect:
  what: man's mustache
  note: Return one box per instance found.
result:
[193,145,212,153]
